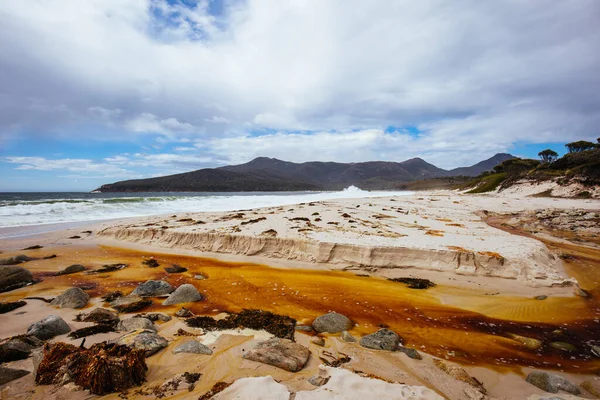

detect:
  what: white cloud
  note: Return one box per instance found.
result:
[0,0,599,165]
[4,156,131,175]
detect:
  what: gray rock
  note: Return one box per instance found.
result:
[0,366,30,386]
[131,280,175,297]
[534,295,548,300]
[175,307,194,318]
[397,346,422,360]
[0,255,34,266]
[137,312,172,322]
[308,369,330,387]
[173,340,213,355]
[525,371,581,395]
[0,265,34,293]
[32,347,44,376]
[55,264,85,276]
[117,317,157,332]
[312,312,352,333]
[110,295,152,313]
[78,308,119,325]
[163,284,203,305]
[243,338,311,372]
[113,329,168,357]
[50,287,90,309]
[0,335,43,363]
[341,331,356,343]
[312,337,325,347]
[194,274,207,280]
[591,344,600,358]
[27,315,71,340]
[359,328,401,351]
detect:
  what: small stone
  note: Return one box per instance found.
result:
[341,331,356,343]
[525,371,581,395]
[55,264,86,276]
[110,295,152,313]
[591,345,600,358]
[165,264,187,273]
[507,333,543,351]
[117,317,157,332]
[131,280,175,297]
[0,265,34,293]
[397,346,422,360]
[312,337,325,347]
[50,287,90,309]
[550,342,577,352]
[312,312,352,333]
[173,340,213,355]
[77,308,119,325]
[359,328,401,351]
[308,367,330,387]
[194,274,207,280]
[176,307,194,318]
[534,295,548,300]
[163,284,203,305]
[137,312,172,322]
[27,315,71,340]
[113,329,168,357]
[243,338,310,372]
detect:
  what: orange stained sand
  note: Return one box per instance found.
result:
[1,244,599,373]
[425,230,445,237]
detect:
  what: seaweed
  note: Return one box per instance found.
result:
[142,259,160,268]
[0,300,27,314]
[68,324,116,339]
[186,309,296,340]
[89,263,128,274]
[36,342,147,395]
[387,277,436,289]
[198,381,232,400]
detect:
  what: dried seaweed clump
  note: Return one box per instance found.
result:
[68,324,116,339]
[186,309,296,340]
[36,342,147,395]
[387,277,436,289]
[198,381,232,400]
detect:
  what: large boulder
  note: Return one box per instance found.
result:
[312,312,352,333]
[113,329,168,357]
[27,315,71,340]
[525,371,581,395]
[163,284,203,305]
[0,366,30,386]
[131,280,174,297]
[55,264,86,276]
[243,338,310,372]
[359,328,401,351]
[0,265,34,293]
[172,340,213,355]
[117,317,157,333]
[50,287,90,309]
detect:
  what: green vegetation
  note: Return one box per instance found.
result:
[538,149,558,163]
[462,139,599,194]
[463,173,507,193]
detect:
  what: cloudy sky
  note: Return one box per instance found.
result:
[1,0,599,191]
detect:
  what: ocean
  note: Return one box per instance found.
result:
[0,186,411,231]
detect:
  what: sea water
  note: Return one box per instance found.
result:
[0,186,411,229]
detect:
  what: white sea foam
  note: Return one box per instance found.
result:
[0,186,411,228]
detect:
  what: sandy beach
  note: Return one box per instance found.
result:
[1,189,600,400]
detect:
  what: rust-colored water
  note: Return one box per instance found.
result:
[3,241,599,374]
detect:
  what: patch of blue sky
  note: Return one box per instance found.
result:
[510,142,568,160]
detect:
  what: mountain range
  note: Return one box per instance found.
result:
[97,153,515,192]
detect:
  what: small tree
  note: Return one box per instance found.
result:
[538,149,558,163]
[565,140,596,153]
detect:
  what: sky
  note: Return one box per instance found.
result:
[0,0,599,192]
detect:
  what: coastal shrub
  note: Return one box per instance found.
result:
[466,173,507,193]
